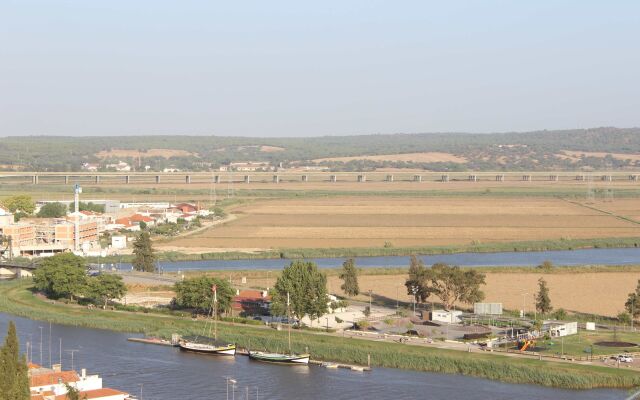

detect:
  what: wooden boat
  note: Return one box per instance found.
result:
[248,350,309,364]
[248,292,310,365]
[179,340,236,356]
[179,284,236,356]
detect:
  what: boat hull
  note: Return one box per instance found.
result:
[179,342,236,356]
[248,351,310,365]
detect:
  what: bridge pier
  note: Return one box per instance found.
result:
[549,175,558,182]
[630,175,639,182]
[357,174,366,183]
[185,175,191,184]
[330,175,337,183]
[385,175,394,182]
[522,175,531,182]
[301,175,308,182]
[64,176,69,184]
[441,175,449,182]
[95,175,100,184]
[273,175,280,183]
[32,175,38,185]
[468,175,477,182]
[601,175,612,182]
[576,175,585,181]
[125,176,130,184]
[214,175,221,184]
[496,175,504,182]
[413,175,422,182]
[244,175,251,184]
[155,175,161,184]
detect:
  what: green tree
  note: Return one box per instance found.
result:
[404,255,431,303]
[69,202,105,213]
[33,253,87,300]
[132,232,156,272]
[86,274,127,308]
[272,261,328,324]
[618,312,632,326]
[426,263,486,310]
[174,276,234,315]
[339,258,359,296]
[625,280,640,318]
[1,195,35,215]
[37,202,68,218]
[64,383,86,400]
[535,277,553,315]
[0,321,29,399]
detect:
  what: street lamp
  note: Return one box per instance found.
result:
[226,377,237,400]
[521,292,528,318]
[368,289,373,315]
[395,286,399,311]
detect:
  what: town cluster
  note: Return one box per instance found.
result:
[0,201,209,259]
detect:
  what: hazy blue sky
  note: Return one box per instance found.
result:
[1,1,639,137]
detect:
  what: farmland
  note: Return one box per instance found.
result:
[325,269,640,318]
[162,196,640,251]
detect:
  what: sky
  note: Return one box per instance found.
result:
[1,1,639,137]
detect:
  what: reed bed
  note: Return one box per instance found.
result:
[1,281,640,390]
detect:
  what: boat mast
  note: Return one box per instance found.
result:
[213,284,218,341]
[287,292,291,354]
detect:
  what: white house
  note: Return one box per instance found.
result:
[543,321,578,337]
[111,235,127,249]
[430,310,463,324]
[30,368,102,396]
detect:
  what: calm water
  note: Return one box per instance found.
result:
[111,247,640,272]
[0,313,631,400]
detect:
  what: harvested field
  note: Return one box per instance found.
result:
[95,148,196,158]
[327,271,640,317]
[165,196,640,250]
[559,150,640,162]
[313,152,467,163]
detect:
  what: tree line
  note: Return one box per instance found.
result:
[33,253,127,308]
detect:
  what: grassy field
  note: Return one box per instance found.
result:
[2,280,640,390]
[160,196,640,250]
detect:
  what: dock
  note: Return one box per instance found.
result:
[128,338,371,371]
[310,360,371,371]
[127,337,176,347]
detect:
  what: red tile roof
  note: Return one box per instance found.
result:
[30,371,79,387]
[55,388,128,400]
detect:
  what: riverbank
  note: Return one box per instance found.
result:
[86,236,640,263]
[1,281,640,390]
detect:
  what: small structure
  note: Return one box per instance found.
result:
[543,320,578,337]
[430,310,463,324]
[111,236,127,250]
[473,302,503,315]
[585,322,596,331]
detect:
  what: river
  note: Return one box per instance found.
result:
[108,247,640,272]
[1,313,631,400]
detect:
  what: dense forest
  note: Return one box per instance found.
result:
[0,127,639,172]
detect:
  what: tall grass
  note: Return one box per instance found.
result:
[1,281,640,390]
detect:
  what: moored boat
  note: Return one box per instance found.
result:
[248,350,309,364]
[179,340,236,355]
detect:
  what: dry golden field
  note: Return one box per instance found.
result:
[95,148,196,158]
[163,196,640,250]
[325,271,640,317]
[313,152,467,163]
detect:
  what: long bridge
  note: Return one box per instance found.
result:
[0,171,639,185]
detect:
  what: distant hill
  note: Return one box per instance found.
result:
[1,127,639,172]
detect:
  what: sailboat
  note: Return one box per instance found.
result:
[179,284,237,356]
[249,292,310,365]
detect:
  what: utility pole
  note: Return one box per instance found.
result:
[39,326,43,366]
[368,289,372,315]
[73,184,82,252]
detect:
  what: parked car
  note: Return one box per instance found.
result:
[616,355,634,363]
